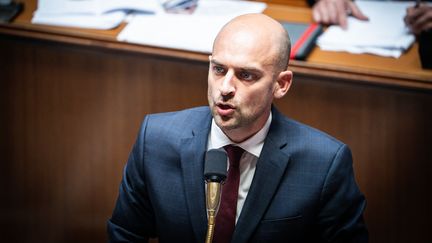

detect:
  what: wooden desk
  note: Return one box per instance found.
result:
[1,1,431,242]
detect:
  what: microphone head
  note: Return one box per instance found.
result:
[204,148,228,182]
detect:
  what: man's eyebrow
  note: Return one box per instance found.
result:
[210,59,224,66]
[239,67,261,73]
[211,59,261,72]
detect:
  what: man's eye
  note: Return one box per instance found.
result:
[238,71,254,81]
[213,66,225,75]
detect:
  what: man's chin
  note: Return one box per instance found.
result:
[214,115,238,131]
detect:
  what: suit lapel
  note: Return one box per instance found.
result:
[180,112,212,243]
[232,108,291,243]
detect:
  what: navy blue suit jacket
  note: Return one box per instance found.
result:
[108,106,367,242]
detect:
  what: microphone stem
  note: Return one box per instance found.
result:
[205,214,216,243]
[205,181,222,243]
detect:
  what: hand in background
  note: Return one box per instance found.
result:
[312,0,368,29]
[404,3,432,35]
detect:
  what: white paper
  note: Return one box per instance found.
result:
[118,14,229,53]
[193,0,267,16]
[118,0,267,53]
[35,0,162,15]
[317,0,416,58]
[32,0,163,29]
[32,11,127,30]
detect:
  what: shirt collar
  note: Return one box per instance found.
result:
[207,112,272,157]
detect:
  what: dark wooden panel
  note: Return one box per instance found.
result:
[0,36,208,242]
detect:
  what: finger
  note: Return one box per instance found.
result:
[412,9,432,34]
[318,2,331,24]
[409,6,425,21]
[327,0,339,24]
[405,7,415,25]
[348,2,369,21]
[404,8,413,25]
[312,8,322,23]
[339,14,347,29]
[405,9,422,28]
[334,0,348,29]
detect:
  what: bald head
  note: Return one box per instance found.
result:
[213,14,291,72]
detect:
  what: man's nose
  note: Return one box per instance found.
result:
[220,70,235,96]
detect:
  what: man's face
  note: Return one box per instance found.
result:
[207,29,281,141]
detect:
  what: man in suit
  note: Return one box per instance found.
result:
[107,13,368,242]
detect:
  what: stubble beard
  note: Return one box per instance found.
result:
[209,91,256,133]
[212,106,241,131]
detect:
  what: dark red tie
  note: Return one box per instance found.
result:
[213,145,244,243]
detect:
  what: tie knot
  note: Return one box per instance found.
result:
[224,145,244,168]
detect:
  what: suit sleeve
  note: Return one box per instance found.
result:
[107,116,156,242]
[317,144,368,243]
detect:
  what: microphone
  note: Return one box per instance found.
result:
[204,148,228,243]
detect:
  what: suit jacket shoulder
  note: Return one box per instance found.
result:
[144,106,211,136]
[270,107,346,161]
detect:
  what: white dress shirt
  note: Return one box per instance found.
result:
[206,113,272,222]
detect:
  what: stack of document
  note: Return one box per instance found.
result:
[32,0,163,29]
[317,1,415,58]
[117,0,267,53]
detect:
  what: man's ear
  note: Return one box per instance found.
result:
[274,70,293,99]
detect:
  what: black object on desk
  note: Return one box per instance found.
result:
[418,30,432,69]
[0,2,23,23]
[280,22,323,61]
